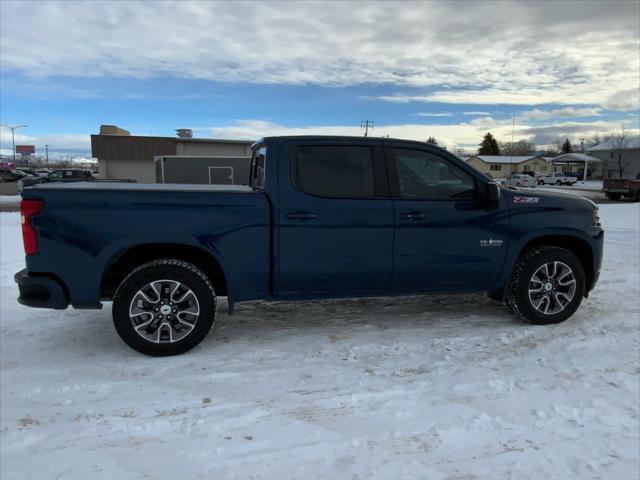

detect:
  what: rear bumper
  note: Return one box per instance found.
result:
[14,269,69,309]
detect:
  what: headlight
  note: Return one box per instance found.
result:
[593,207,600,226]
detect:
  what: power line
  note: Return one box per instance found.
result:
[360,120,374,137]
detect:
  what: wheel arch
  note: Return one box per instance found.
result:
[100,243,228,300]
[515,234,594,293]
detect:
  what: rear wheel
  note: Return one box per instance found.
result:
[505,246,585,325]
[555,180,562,186]
[112,259,216,356]
[538,180,545,185]
[606,192,622,201]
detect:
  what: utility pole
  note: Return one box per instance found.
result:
[45,144,50,165]
[510,113,515,175]
[0,124,28,163]
[360,120,374,137]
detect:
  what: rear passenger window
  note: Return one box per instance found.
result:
[293,145,375,198]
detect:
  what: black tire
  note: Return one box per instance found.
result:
[606,192,621,201]
[113,259,216,356]
[515,182,521,187]
[505,246,585,325]
[538,180,545,185]
[555,180,562,186]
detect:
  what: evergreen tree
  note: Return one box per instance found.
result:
[426,136,438,146]
[478,132,500,155]
[561,139,573,154]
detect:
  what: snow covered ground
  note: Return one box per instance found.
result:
[1,205,639,480]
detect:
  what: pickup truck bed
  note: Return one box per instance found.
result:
[603,177,640,201]
[21,183,270,308]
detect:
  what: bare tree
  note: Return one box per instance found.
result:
[455,147,468,158]
[499,139,536,156]
[610,126,632,178]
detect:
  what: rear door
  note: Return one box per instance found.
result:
[275,140,394,294]
[387,145,508,289]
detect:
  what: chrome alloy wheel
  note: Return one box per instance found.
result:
[129,279,200,343]
[528,261,577,315]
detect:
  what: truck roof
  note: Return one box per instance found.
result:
[254,135,448,149]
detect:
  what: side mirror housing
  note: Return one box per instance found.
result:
[487,182,501,202]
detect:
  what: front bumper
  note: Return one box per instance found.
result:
[14,269,69,309]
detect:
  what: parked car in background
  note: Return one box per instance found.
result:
[20,169,94,189]
[35,169,52,177]
[603,172,640,201]
[0,168,31,182]
[502,174,537,188]
[19,168,132,192]
[15,135,604,356]
[16,168,39,177]
[537,172,578,186]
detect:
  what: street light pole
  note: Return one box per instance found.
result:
[45,144,50,165]
[0,124,28,163]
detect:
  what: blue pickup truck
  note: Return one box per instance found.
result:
[15,136,604,356]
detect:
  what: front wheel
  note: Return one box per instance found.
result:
[606,192,622,201]
[505,246,585,325]
[555,180,562,186]
[538,180,545,185]
[113,259,217,356]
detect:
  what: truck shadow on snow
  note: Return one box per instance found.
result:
[28,294,520,357]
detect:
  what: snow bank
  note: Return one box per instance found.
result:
[1,205,638,479]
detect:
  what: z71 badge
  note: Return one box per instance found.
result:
[513,196,539,204]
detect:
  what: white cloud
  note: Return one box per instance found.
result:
[412,112,452,117]
[518,107,604,121]
[463,111,492,116]
[207,118,640,151]
[0,1,638,111]
[0,131,90,155]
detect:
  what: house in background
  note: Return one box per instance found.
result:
[586,135,640,179]
[91,125,253,184]
[550,153,603,180]
[465,155,551,178]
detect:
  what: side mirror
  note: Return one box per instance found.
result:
[487,182,500,202]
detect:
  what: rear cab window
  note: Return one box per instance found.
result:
[291,145,375,198]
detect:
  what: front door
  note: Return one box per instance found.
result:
[388,147,508,289]
[276,142,394,294]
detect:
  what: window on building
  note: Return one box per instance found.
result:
[393,148,476,200]
[292,145,375,198]
[490,164,502,171]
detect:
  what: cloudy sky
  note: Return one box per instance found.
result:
[1,0,639,157]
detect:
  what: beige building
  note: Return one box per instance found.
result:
[92,125,253,183]
[465,155,551,178]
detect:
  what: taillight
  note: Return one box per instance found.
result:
[20,199,44,255]
[624,181,630,188]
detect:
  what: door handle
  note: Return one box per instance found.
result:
[399,212,427,221]
[286,212,316,220]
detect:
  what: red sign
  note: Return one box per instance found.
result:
[16,145,35,155]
